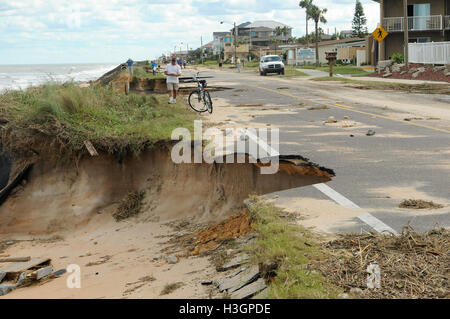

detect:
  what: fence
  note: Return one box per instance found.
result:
[408,41,450,64]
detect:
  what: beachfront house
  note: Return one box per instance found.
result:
[373,0,450,60]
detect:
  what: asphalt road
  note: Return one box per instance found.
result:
[190,67,450,234]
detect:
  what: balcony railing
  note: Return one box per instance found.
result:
[446,16,450,30]
[383,15,442,32]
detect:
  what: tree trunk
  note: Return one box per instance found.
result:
[306,14,309,48]
[315,21,319,66]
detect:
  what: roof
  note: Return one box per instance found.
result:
[279,37,366,49]
[250,27,273,32]
[238,22,251,28]
[213,32,229,37]
[317,37,366,47]
[244,20,292,30]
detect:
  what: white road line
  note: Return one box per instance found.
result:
[237,128,280,158]
[313,183,398,235]
[313,183,360,209]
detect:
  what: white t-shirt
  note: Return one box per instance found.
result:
[165,64,182,84]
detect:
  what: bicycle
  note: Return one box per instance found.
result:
[188,72,213,114]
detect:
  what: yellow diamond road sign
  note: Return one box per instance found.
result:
[372,26,388,43]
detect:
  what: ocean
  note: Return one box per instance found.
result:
[0,63,119,92]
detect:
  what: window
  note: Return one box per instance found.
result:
[263,56,281,62]
[408,3,431,29]
[251,31,257,37]
[409,37,431,43]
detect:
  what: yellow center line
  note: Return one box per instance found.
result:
[250,84,450,135]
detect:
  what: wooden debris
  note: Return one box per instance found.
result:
[84,141,99,156]
[27,265,53,280]
[0,257,50,281]
[0,257,31,263]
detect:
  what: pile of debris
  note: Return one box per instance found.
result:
[315,228,449,299]
[0,255,63,296]
[399,199,444,210]
[185,209,256,257]
[213,252,268,299]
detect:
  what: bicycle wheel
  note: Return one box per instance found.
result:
[204,91,213,114]
[188,91,208,113]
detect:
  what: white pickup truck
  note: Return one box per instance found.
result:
[259,55,285,76]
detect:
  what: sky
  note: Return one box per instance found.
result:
[0,0,379,65]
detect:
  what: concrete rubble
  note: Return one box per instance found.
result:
[0,257,54,296]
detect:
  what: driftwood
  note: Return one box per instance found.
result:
[0,257,31,263]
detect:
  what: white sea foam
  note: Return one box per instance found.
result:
[0,63,118,92]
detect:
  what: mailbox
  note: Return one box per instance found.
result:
[325,51,337,62]
[325,51,338,77]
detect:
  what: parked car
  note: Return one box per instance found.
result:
[259,55,285,76]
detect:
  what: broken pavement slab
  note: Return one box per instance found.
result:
[216,253,249,272]
[0,257,51,281]
[218,265,260,293]
[231,278,267,299]
[0,284,15,296]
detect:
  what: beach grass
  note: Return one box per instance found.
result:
[245,196,342,299]
[0,82,197,156]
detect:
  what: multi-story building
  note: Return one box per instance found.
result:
[212,32,229,56]
[373,0,450,59]
[241,20,293,47]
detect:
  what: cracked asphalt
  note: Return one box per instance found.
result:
[186,66,450,234]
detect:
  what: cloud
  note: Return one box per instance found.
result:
[0,0,379,64]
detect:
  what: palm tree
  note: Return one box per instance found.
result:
[308,4,327,66]
[299,0,314,48]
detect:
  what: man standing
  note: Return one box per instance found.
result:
[164,57,182,104]
[126,58,134,76]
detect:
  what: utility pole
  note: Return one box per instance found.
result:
[234,22,238,66]
[201,36,204,64]
[403,0,409,69]
[249,27,252,62]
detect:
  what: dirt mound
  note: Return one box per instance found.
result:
[189,209,255,256]
[0,145,333,235]
[316,228,449,299]
[399,199,444,210]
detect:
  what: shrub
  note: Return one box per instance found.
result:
[392,53,405,64]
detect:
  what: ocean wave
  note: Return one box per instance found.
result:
[0,64,118,92]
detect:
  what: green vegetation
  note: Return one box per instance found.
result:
[0,82,197,156]
[299,65,368,75]
[310,76,450,94]
[132,66,165,80]
[351,0,368,38]
[391,53,405,64]
[282,66,308,77]
[245,196,342,299]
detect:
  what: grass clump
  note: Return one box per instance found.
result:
[282,66,308,78]
[245,196,342,299]
[299,65,368,75]
[310,77,450,94]
[113,190,145,221]
[0,82,197,156]
[160,282,184,295]
[132,66,165,80]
